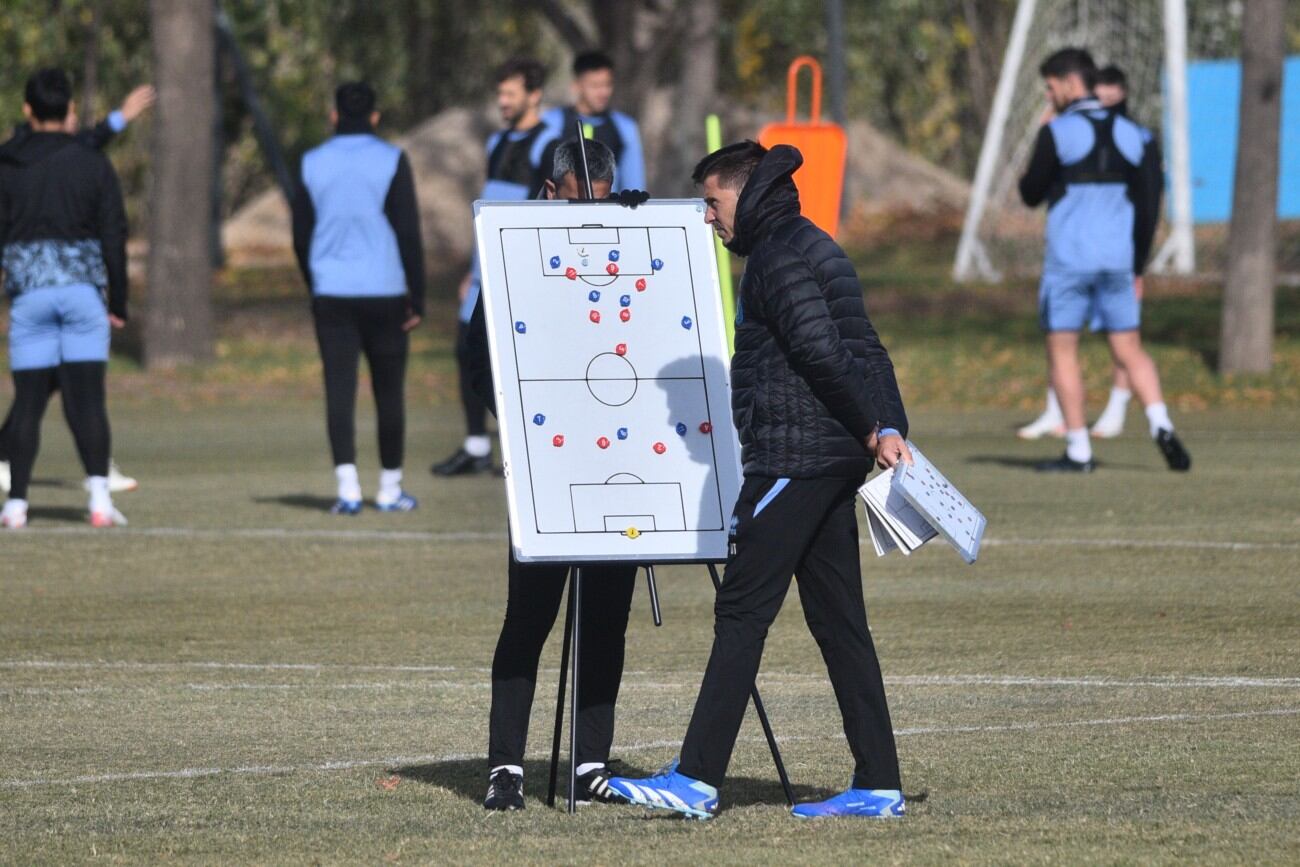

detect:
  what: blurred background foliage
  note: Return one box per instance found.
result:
[1,0,1298,225]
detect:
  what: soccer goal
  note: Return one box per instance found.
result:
[953,0,1230,282]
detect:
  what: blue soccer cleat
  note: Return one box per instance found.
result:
[374,490,418,512]
[606,759,719,820]
[791,786,905,819]
[330,498,363,516]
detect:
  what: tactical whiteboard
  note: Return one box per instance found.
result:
[474,199,742,563]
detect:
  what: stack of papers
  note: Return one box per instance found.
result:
[859,442,987,564]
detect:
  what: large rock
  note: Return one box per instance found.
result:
[222,104,969,270]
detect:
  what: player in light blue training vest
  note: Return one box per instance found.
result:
[292,82,426,514]
[538,50,645,194]
[433,57,559,478]
[1018,48,1189,473]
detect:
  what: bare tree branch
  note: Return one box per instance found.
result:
[532,0,595,51]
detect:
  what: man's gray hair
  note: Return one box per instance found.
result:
[551,138,616,186]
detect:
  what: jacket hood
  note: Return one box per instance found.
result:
[0,129,75,166]
[727,144,803,257]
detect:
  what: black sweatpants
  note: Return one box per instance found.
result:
[6,362,110,500]
[488,550,637,770]
[679,474,901,791]
[0,374,62,462]
[312,296,408,469]
[455,321,488,438]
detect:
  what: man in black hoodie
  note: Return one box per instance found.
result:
[608,142,911,820]
[0,69,129,529]
[0,82,152,498]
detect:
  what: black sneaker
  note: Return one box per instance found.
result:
[1155,429,1191,471]
[1036,453,1096,473]
[484,768,525,811]
[576,765,621,804]
[431,448,493,477]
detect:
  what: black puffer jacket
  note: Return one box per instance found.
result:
[728,145,907,479]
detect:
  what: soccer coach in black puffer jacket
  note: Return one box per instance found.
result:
[608,141,913,819]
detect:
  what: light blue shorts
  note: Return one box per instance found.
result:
[1039,270,1139,333]
[8,284,110,371]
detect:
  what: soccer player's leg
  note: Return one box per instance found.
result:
[57,285,123,526]
[313,298,364,513]
[432,321,494,476]
[365,299,417,511]
[607,477,833,819]
[1038,272,1095,472]
[1018,276,1066,440]
[485,553,569,810]
[4,290,64,528]
[571,563,637,803]
[789,481,903,818]
[2,368,58,529]
[1094,274,1189,470]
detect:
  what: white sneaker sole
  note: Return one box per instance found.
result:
[1017,422,1066,440]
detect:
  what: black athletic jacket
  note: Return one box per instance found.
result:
[728,145,906,480]
[0,131,129,319]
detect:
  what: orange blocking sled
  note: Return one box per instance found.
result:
[758,56,848,238]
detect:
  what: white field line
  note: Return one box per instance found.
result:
[3,660,1298,690]
[4,673,1300,699]
[7,524,1299,551]
[3,707,1296,790]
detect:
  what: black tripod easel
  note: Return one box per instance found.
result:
[544,563,795,814]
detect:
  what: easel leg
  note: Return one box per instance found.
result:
[645,565,662,627]
[546,566,576,809]
[567,567,583,814]
[707,563,795,807]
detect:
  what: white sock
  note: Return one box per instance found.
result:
[377,468,403,504]
[490,764,523,778]
[335,463,361,502]
[1097,387,1132,424]
[1145,402,1173,438]
[3,498,28,517]
[576,762,605,776]
[1044,388,1063,422]
[87,476,112,513]
[1066,428,1092,463]
[463,435,491,458]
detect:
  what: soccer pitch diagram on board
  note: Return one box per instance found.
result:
[475,200,742,563]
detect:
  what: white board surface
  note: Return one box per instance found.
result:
[474,199,742,563]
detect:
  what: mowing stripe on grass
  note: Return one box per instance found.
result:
[4,707,1296,790]
[8,525,1300,551]
[3,661,1298,689]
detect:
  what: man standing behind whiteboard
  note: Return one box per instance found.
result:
[607,142,912,820]
[467,139,640,812]
[432,58,557,478]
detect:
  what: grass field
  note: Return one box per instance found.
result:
[2,394,1297,864]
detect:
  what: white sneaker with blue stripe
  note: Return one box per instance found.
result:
[330,498,362,516]
[606,759,719,820]
[374,490,418,512]
[791,785,904,819]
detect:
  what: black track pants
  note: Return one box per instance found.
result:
[455,321,488,438]
[6,362,110,500]
[487,550,637,769]
[679,475,902,791]
[312,296,408,469]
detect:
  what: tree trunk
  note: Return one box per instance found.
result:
[1220,0,1285,375]
[79,0,103,123]
[659,0,719,197]
[146,0,216,368]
